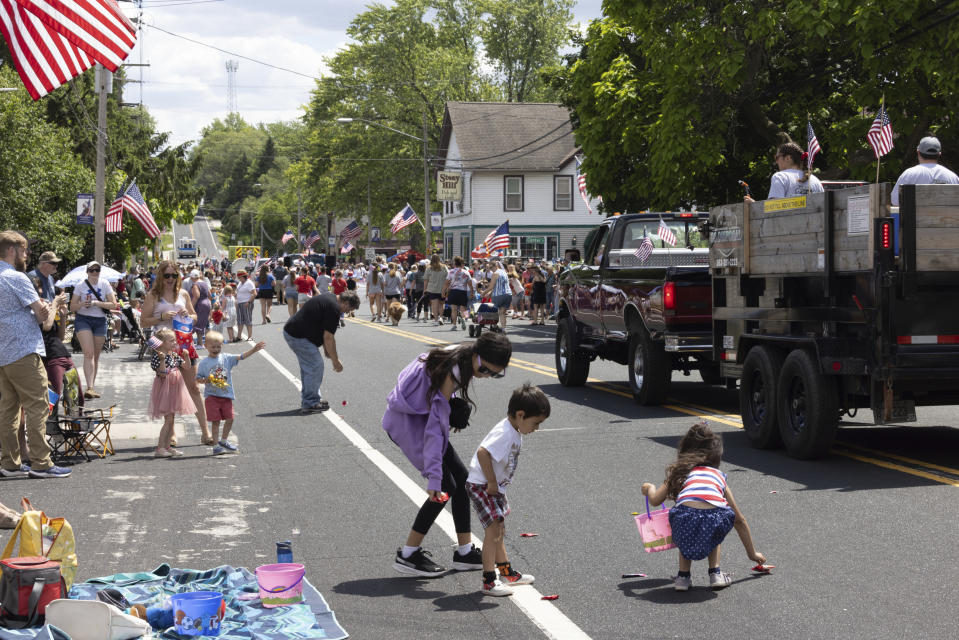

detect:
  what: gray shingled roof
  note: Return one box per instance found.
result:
[438,102,577,172]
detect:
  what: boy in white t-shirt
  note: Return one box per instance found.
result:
[466,383,550,596]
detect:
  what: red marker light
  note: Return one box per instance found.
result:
[663,282,676,310]
[881,222,892,250]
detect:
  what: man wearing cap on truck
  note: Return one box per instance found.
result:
[891,136,959,206]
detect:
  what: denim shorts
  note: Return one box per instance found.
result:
[492,294,512,309]
[74,313,107,337]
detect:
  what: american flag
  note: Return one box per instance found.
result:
[340,220,363,240]
[867,104,894,159]
[634,232,654,263]
[807,121,821,169]
[575,156,593,214]
[304,230,320,248]
[0,0,137,100]
[281,230,294,244]
[657,218,677,247]
[107,181,159,238]
[390,203,419,234]
[484,220,510,253]
[105,183,124,232]
[340,241,354,254]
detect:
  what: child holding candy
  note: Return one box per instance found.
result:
[466,383,549,596]
[642,421,767,591]
[195,331,265,455]
[148,329,196,458]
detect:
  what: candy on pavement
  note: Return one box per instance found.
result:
[520,533,538,537]
[621,573,647,578]
[541,595,559,600]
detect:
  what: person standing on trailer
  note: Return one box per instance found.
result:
[891,136,959,206]
[745,142,823,202]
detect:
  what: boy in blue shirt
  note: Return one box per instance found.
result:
[196,330,265,455]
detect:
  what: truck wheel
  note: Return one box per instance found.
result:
[777,349,839,459]
[740,346,784,449]
[555,318,589,386]
[627,328,670,405]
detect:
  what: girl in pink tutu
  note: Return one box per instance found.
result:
[148,328,197,458]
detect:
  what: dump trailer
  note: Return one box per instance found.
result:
[709,183,959,458]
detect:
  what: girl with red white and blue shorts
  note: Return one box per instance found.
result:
[642,422,768,591]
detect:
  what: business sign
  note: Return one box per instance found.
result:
[430,214,442,232]
[436,171,463,201]
[76,193,94,225]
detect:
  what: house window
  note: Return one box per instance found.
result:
[445,233,453,261]
[461,235,471,260]
[504,176,524,211]
[547,236,558,260]
[554,176,573,210]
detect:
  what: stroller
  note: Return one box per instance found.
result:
[468,299,501,337]
[119,303,144,344]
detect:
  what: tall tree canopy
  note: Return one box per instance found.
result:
[557,0,959,212]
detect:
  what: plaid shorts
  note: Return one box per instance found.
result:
[467,482,510,528]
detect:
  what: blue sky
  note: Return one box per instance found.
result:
[121,0,604,147]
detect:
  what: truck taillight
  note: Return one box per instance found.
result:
[664,282,676,310]
[881,221,892,249]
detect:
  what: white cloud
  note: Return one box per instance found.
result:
[121,1,604,146]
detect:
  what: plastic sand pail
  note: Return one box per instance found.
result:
[634,497,676,553]
[170,591,224,636]
[256,563,305,607]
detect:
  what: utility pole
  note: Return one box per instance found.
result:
[423,110,431,252]
[94,64,110,263]
[297,188,303,255]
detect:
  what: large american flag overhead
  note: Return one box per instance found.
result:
[0,0,136,100]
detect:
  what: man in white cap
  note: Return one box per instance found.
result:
[891,136,959,206]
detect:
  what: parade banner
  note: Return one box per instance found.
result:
[76,193,94,225]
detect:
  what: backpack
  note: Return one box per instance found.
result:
[2,504,77,590]
[0,556,65,628]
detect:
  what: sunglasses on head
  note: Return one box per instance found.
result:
[163,273,178,279]
[476,355,506,378]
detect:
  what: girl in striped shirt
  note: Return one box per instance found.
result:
[642,421,767,591]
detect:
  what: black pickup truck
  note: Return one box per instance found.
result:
[554,212,713,404]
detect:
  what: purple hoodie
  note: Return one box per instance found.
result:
[382,355,452,492]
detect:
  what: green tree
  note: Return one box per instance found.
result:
[558,0,959,211]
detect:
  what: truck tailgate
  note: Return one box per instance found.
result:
[665,267,711,329]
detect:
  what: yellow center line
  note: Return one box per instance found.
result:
[349,319,959,485]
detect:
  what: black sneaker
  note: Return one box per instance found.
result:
[393,547,447,577]
[298,401,330,415]
[452,544,483,571]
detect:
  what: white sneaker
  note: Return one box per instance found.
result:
[709,571,732,589]
[500,571,535,586]
[674,575,692,591]
[482,579,514,597]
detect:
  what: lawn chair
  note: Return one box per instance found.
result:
[46,388,92,463]
[61,368,115,457]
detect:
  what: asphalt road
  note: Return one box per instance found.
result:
[172,215,222,263]
[5,304,959,639]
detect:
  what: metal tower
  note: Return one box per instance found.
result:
[225,59,239,114]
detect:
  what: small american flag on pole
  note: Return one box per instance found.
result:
[807,121,821,169]
[634,231,654,263]
[340,220,362,240]
[304,230,320,248]
[657,218,677,247]
[390,204,419,234]
[0,0,137,100]
[106,181,159,238]
[340,241,354,254]
[867,104,894,159]
[105,184,124,233]
[575,156,593,214]
[281,230,294,244]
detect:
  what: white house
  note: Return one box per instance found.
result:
[437,102,601,262]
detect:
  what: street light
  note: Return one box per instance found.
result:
[336,115,432,250]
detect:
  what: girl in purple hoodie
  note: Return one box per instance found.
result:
[384,332,512,577]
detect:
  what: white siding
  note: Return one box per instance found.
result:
[469,172,599,226]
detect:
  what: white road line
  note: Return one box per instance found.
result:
[257,345,591,640]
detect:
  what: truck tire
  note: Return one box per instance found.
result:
[740,346,784,449]
[777,349,839,459]
[627,327,670,405]
[555,317,589,386]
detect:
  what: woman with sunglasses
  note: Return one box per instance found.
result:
[141,260,212,445]
[69,261,118,399]
[384,331,512,578]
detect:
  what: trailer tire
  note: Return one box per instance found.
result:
[777,349,839,459]
[627,327,670,405]
[556,317,589,386]
[740,346,784,449]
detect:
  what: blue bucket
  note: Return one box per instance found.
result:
[170,591,224,636]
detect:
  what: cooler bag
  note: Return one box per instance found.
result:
[0,556,65,628]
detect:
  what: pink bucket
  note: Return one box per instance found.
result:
[634,497,676,553]
[255,563,305,607]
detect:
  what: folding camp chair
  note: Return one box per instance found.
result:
[61,369,115,457]
[46,388,92,463]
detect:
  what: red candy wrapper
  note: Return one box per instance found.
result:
[541,595,559,601]
[520,533,538,538]
[752,564,775,573]
[430,492,449,503]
